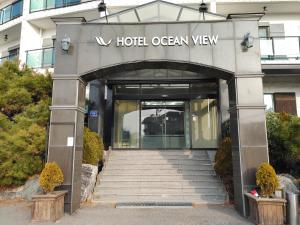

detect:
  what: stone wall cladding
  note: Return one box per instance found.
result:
[81,150,111,202]
[0,175,42,201]
[81,164,98,202]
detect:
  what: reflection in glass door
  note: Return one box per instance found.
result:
[141,101,186,149]
[113,100,140,148]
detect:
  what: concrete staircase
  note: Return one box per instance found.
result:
[92,150,227,205]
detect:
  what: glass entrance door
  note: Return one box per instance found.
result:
[141,101,186,149]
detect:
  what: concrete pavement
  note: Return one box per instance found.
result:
[0,201,253,225]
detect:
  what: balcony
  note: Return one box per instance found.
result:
[260,36,300,64]
[0,53,19,64]
[26,47,55,69]
[0,0,23,25]
[29,0,90,12]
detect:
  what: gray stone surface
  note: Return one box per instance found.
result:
[81,164,98,202]
[0,175,42,201]
[278,174,300,194]
[93,150,227,204]
[0,201,254,225]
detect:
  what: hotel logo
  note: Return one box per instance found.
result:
[95,37,112,46]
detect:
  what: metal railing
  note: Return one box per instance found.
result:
[26,47,55,69]
[0,53,19,64]
[260,36,300,62]
[29,0,93,13]
[0,0,23,25]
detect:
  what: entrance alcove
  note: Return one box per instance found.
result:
[83,63,231,151]
[48,0,269,217]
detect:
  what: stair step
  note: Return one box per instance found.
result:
[93,194,226,203]
[107,160,212,165]
[110,155,209,160]
[94,187,224,195]
[110,150,207,155]
[97,181,222,188]
[105,164,213,170]
[102,170,215,176]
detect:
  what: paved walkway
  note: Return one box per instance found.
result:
[0,201,253,225]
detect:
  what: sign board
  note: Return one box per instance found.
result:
[89,110,98,117]
[96,35,218,47]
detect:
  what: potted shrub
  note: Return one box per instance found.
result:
[31,162,66,222]
[245,162,286,225]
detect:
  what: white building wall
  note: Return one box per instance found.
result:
[263,77,300,116]
[0,39,19,57]
[19,20,43,65]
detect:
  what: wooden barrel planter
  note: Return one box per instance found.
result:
[31,191,67,222]
[245,193,286,225]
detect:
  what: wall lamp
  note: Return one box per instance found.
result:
[98,0,106,12]
[241,32,254,50]
[61,37,71,52]
[98,0,108,23]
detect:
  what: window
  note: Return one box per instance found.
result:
[274,93,297,115]
[264,94,274,112]
[259,26,270,38]
[11,1,23,18]
[8,48,19,61]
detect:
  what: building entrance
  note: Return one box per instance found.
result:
[112,83,219,149]
[141,101,186,149]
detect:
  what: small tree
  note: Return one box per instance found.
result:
[39,162,64,193]
[214,137,232,177]
[83,127,104,165]
[256,162,279,197]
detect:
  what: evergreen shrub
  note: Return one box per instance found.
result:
[256,162,279,197]
[214,137,232,177]
[0,61,52,187]
[83,127,104,166]
[39,162,64,193]
[266,112,300,177]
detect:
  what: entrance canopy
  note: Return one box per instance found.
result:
[94,0,226,23]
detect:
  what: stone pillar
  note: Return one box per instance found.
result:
[88,80,105,136]
[47,77,86,213]
[228,74,269,216]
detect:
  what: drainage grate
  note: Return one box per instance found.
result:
[116,202,193,208]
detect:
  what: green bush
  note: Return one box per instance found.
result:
[0,124,46,186]
[256,162,279,197]
[214,137,232,177]
[266,112,300,178]
[83,127,104,166]
[221,113,300,178]
[214,137,234,201]
[39,162,64,193]
[0,61,52,187]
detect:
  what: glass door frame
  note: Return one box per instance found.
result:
[111,82,220,150]
[140,100,187,150]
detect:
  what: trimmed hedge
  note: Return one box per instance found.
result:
[83,127,104,166]
[256,162,279,197]
[39,162,64,193]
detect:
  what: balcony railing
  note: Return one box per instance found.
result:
[0,53,19,64]
[0,0,23,25]
[30,0,92,13]
[26,47,55,69]
[260,36,300,63]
